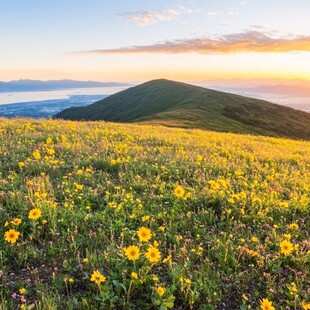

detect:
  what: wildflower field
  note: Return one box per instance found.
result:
[0,118,309,309]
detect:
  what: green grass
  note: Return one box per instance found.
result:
[0,118,309,309]
[55,79,310,140]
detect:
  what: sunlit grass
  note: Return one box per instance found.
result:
[0,118,309,309]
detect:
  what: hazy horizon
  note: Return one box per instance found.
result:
[0,81,309,114]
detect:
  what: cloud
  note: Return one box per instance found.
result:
[206,11,219,17]
[247,25,278,33]
[83,31,310,55]
[248,25,268,30]
[240,0,248,5]
[122,6,192,26]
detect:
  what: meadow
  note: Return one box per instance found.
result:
[0,118,309,309]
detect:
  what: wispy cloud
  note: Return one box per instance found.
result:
[122,6,193,26]
[82,31,310,55]
[247,25,279,33]
[248,25,268,30]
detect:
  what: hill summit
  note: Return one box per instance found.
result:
[55,79,310,140]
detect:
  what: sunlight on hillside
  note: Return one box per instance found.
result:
[1,118,309,309]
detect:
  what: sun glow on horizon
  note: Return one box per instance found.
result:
[1,52,310,85]
[1,1,310,86]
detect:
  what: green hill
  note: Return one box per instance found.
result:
[54,79,310,140]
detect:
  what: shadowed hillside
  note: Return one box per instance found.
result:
[55,79,310,140]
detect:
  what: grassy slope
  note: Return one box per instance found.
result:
[1,118,309,309]
[55,79,310,140]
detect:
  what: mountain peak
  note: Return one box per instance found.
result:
[55,79,310,140]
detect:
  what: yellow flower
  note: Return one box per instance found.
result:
[142,215,150,222]
[251,236,259,243]
[279,201,289,208]
[125,245,140,261]
[246,249,258,257]
[196,155,203,162]
[18,162,25,168]
[145,246,161,264]
[156,286,165,297]
[302,301,310,310]
[131,272,138,279]
[32,149,41,160]
[174,185,185,198]
[283,233,291,240]
[260,298,275,310]
[74,183,83,191]
[68,277,74,283]
[288,223,299,230]
[19,288,26,295]
[280,240,293,256]
[288,282,298,295]
[4,229,20,244]
[197,246,203,256]
[184,192,192,200]
[76,169,83,175]
[28,208,42,220]
[83,258,89,263]
[90,270,106,285]
[46,148,55,155]
[137,227,152,242]
[228,197,235,204]
[11,218,22,226]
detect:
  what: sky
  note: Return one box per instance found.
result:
[1,0,310,84]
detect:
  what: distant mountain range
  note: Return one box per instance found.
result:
[0,79,130,92]
[55,79,310,140]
